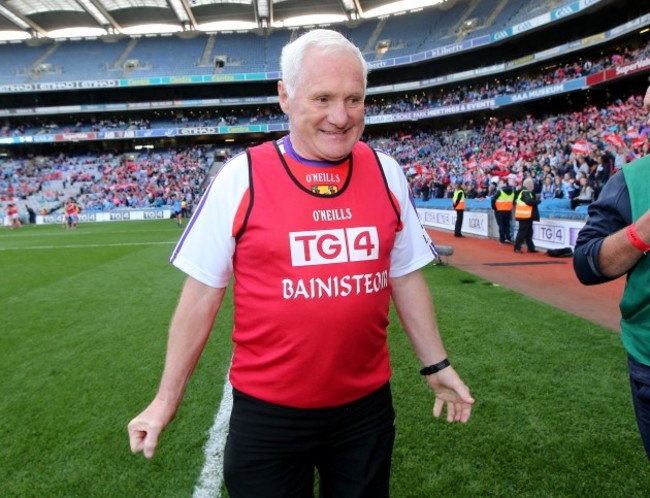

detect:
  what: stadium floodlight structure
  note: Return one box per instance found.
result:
[0,1,44,40]
[0,0,453,40]
[77,0,120,33]
[167,0,197,30]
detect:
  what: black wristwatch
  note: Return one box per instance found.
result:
[419,358,450,376]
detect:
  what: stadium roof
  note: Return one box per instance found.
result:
[0,0,451,40]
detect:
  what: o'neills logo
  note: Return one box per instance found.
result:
[312,208,352,222]
[305,172,340,183]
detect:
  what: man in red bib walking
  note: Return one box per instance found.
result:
[128,29,474,497]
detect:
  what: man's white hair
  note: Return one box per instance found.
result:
[280,29,368,99]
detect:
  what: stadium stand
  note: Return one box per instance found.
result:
[33,38,132,82]
[0,43,53,84]
[0,0,588,78]
[121,35,208,78]
[211,32,270,74]
[3,32,648,137]
[0,0,649,227]
[369,8,449,59]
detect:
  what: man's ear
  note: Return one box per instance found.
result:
[278,81,290,114]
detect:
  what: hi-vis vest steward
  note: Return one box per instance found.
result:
[495,190,514,212]
[453,189,465,210]
[515,189,533,219]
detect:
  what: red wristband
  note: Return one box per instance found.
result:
[626,224,650,254]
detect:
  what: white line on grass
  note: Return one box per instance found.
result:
[0,241,176,251]
[193,375,233,498]
[1,228,176,239]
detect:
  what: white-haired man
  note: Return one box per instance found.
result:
[128,29,474,497]
[513,177,541,253]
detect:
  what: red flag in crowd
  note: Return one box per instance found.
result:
[572,139,590,155]
[465,157,479,171]
[480,159,493,170]
[603,132,626,149]
[632,136,646,149]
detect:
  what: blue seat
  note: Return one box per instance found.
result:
[540,198,571,211]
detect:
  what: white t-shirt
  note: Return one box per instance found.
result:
[170,139,437,288]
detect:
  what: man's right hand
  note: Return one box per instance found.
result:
[127,398,177,459]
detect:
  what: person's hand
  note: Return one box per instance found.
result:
[644,85,650,110]
[127,398,177,459]
[425,366,474,423]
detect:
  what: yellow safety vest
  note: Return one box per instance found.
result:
[515,189,533,219]
[453,189,465,210]
[495,190,514,211]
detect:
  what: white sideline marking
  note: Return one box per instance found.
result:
[0,241,176,251]
[193,376,233,498]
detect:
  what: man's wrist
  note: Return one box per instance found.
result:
[626,224,650,254]
[419,358,451,376]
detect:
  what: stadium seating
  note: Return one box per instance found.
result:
[0,43,52,84]
[34,39,131,82]
[1,0,648,226]
[122,35,209,78]
[370,10,441,59]
[0,0,588,78]
[540,198,572,211]
[210,32,267,74]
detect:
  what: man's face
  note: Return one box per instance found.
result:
[278,47,365,162]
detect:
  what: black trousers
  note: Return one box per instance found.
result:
[628,355,650,460]
[495,211,512,242]
[224,383,396,498]
[514,218,535,251]
[454,209,464,236]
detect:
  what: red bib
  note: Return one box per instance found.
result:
[230,140,401,408]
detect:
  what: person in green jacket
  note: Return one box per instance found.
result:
[573,84,650,460]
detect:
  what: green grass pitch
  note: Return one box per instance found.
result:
[1,220,648,497]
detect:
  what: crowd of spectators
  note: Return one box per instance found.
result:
[0,38,647,138]
[3,82,646,222]
[75,145,210,213]
[0,106,290,138]
[1,153,96,205]
[366,42,648,116]
[1,38,649,220]
[78,147,210,211]
[366,88,649,210]
[0,145,212,218]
